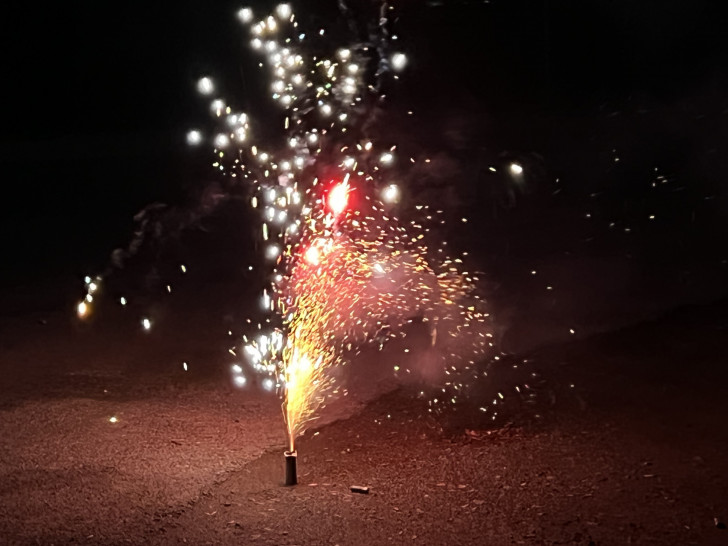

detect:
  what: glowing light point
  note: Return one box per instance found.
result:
[186,130,202,146]
[275,3,291,19]
[77,301,88,318]
[391,52,407,71]
[237,7,253,23]
[120,297,127,306]
[109,416,118,423]
[214,134,230,148]
[510,163,523,175]
[380,152,394,165]
[262,378,275,391]
[142,318,152,331]
[304,245,321,265]
[327,182,349,216]
[266,244,281,260]
[197,77,214,95]
[234,375,247,387]
[183,362,188,371]
[382,184,400,204]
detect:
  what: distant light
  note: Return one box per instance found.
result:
[237,7,253,23]
[186,130,202,146]
[142,318,152,331]
[510,163,523,175]
[391,52,407,71]
[77,301,88,318]
[180,264,187,273]
[119,297,127,306]
[109,416,118,423]
[183,362,188,371]
[382,184,400,204]
[197,77,214,95]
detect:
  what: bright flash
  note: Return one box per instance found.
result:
[304,245,321,265]
[327,182,349,216]
[77,301,88,318]
[142,318,152,331]
[510,163,523,175]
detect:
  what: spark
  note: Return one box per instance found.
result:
[391,52,407,71]
[237,7,253,24]
[186,130,202,145]
[382,184,400,204]
[197,77,214,95]
[327,182,349,216]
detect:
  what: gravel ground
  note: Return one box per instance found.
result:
[1,298,727,545]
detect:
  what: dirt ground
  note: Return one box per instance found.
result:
[1,294,728,545]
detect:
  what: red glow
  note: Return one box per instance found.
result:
[327,182,349,216]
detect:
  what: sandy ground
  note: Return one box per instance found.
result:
[1,296,728,545]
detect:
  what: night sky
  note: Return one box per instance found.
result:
[2,0,726,318]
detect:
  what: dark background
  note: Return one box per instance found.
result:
[1,0,726,347]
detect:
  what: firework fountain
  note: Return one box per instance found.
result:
[77,1,492,486]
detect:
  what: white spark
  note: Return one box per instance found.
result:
[382,184,400,203]
[186,130,202,145]
[237,7,253,23]
[197,77,214,95]
[391,52,407,71]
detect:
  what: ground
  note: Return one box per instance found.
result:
[1,290,727,545]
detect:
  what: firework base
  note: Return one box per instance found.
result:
[284,450,297,486]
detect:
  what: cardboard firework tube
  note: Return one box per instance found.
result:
[284,450,297,486]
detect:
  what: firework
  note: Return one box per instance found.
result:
[76,2,493,458]
[195,2,493,450]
